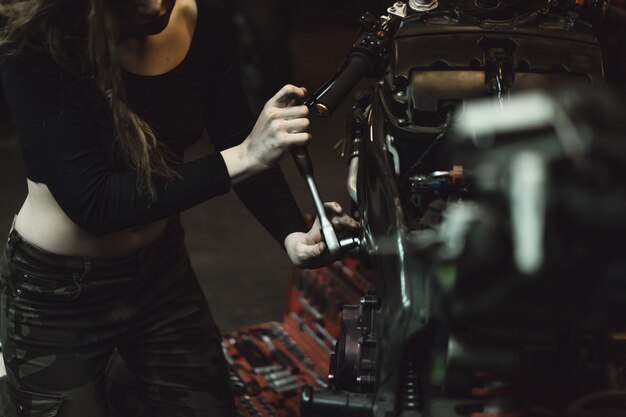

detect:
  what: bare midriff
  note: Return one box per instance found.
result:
[14,180,168,258]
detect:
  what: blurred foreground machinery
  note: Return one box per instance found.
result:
[301,88,626,417]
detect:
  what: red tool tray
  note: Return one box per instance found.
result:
[223,256,373,417]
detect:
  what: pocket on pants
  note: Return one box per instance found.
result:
[9,268,81,303]
[7,383,62,417]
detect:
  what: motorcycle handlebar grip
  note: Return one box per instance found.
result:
[313,52,373,118]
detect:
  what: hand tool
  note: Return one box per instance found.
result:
[268,322,329,388]
[261,369,292,382]
[275,381,305,394]
[269,375,300,389]
[235,336,273,368]
[298,296,324,320]
[259,334,297,371]
[288,312,332,355]
[290,97,360,259]
[312,322,337,347]
[253,364,283,375]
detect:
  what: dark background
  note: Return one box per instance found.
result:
[0,2,624,332]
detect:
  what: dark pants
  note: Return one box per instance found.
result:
[0,219,235,417]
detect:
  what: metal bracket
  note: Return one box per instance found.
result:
[388,1,408,17]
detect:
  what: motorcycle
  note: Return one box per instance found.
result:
[294,1,626,416]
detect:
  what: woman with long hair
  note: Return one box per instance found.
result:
[0,0,356,415]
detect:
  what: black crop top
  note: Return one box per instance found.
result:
[0,0,306,243]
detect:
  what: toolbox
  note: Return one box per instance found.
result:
[222,256,372,417]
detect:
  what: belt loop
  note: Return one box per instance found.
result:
[5,215,19,260]
[72,259,92,299]
[80,259,93,282]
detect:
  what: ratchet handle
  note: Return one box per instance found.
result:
[290,145,341,257]
[291,145,314,178]
[290,98,359,259]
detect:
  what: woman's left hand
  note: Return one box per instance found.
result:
[284,202,360,269]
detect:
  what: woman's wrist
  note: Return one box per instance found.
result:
[220,141,260,185]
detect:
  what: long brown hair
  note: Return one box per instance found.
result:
[0,0,180,198]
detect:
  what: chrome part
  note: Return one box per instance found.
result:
[305,175,341,258]
[388,1,408,17]
[409,0,439,12]
[386,134,401,176]
[348,156,359,204]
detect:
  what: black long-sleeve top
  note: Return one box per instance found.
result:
[0,0,306,243]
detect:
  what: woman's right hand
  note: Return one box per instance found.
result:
[221,85,310,184]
